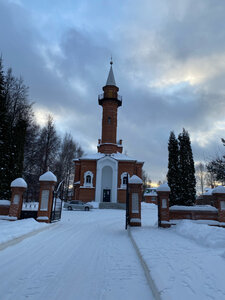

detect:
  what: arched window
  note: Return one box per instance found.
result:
[84,171,94,188]
[121,172,130,189]
[86,175,91,184]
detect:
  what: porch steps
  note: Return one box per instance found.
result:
[99,202,126,210]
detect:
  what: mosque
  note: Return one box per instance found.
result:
[73,61,144,204]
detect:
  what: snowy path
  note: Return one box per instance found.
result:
[0,210,153,300]
[132,204,225,300]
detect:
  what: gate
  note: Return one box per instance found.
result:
[50,180,63,222]
[125,173,130,229]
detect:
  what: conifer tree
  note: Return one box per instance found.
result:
[178,129,196,205]
[0,57,11,199]
[167,131,180,206]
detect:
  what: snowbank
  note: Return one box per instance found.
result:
[173,220,225,248]
[170,205,218,211]
[0,218,48,245]
[87,201,99,209]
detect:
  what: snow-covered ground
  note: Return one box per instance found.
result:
[0,204,225,300]
[0,209,153,300]
[0,218,48,245]
[131,203,225,300]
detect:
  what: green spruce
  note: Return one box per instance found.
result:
[167,131,180,206]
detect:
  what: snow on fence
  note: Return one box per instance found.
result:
[157,184,225,228]
[22,202,39,211]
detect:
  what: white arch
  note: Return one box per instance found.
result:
[120,172,130,189]
[95,156,118,203]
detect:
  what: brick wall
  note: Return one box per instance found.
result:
[169,209,218,221]
[79,188,95,203]
[0,205,10,215]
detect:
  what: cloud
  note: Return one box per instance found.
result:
[1,0,225,181]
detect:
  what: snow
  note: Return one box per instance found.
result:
[10,178,27,188]
[39,171,57,182]
[130,218,141,223]
[78,152,142,162]
[0,200,11,206]
[22,202,39,211]
[129,175,143,184]
[156,183,170,192]
[170,205,218,211]
[174,220,225,248]
[0,218,48,245]
[212,185,225,194]
[36,216,49,220]
[87,201,99,208]
[131,203,225,300]
[1,203,225,300]
[0,210,153,300]
[203,188,214,195]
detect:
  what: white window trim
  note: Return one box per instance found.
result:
[84,171,93,188]
[120,172,130,189]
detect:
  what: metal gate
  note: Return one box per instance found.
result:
[50,181,63,222]
[125,173,130,229]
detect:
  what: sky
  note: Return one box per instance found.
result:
[1,0,225,183]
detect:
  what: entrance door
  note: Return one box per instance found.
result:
[103,189,111,202]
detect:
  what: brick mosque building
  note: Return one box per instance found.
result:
[73,61,144,204]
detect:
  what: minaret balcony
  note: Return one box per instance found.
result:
[98,93,122,106]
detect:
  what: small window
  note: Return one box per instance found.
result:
[13,194,20,204]
[86,175,91,184]
[123,177,127,185]
[221,201,225,210]
[108,117,111,124]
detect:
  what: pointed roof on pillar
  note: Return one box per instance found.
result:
[106,59,116,86]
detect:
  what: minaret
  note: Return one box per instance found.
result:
[98,60,123,154]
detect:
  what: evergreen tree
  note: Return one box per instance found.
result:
[0,57,11,199]
[167,131,180,206]
[178,129,196,205]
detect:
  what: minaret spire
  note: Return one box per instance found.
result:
[106,58,116,86]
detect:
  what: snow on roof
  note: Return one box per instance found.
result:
[78,152,140,162]
[79,153,105,160]
[106,65,116,86]
[111,152,137,161]
[10,178,27,188]
[212,185,225,194]
[203,188,214,196]
[39,171,57,182]
[156,183,170,192]
[129,175,143,184]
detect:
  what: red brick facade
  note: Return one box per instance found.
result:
[73,63,144,204]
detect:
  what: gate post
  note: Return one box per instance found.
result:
[157,183,170,227]
[212,186,225,223]
[37,171,57,223]
[9,178,27,220]
[128,175,142,227]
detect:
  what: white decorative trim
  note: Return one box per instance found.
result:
[95,156,118,203]
[84,171,93,188]
[120,172,130,189]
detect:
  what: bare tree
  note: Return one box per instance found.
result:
[54,133,84,200]
[195,162,206,194]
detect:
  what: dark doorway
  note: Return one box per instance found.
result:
[103,189,111,202]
